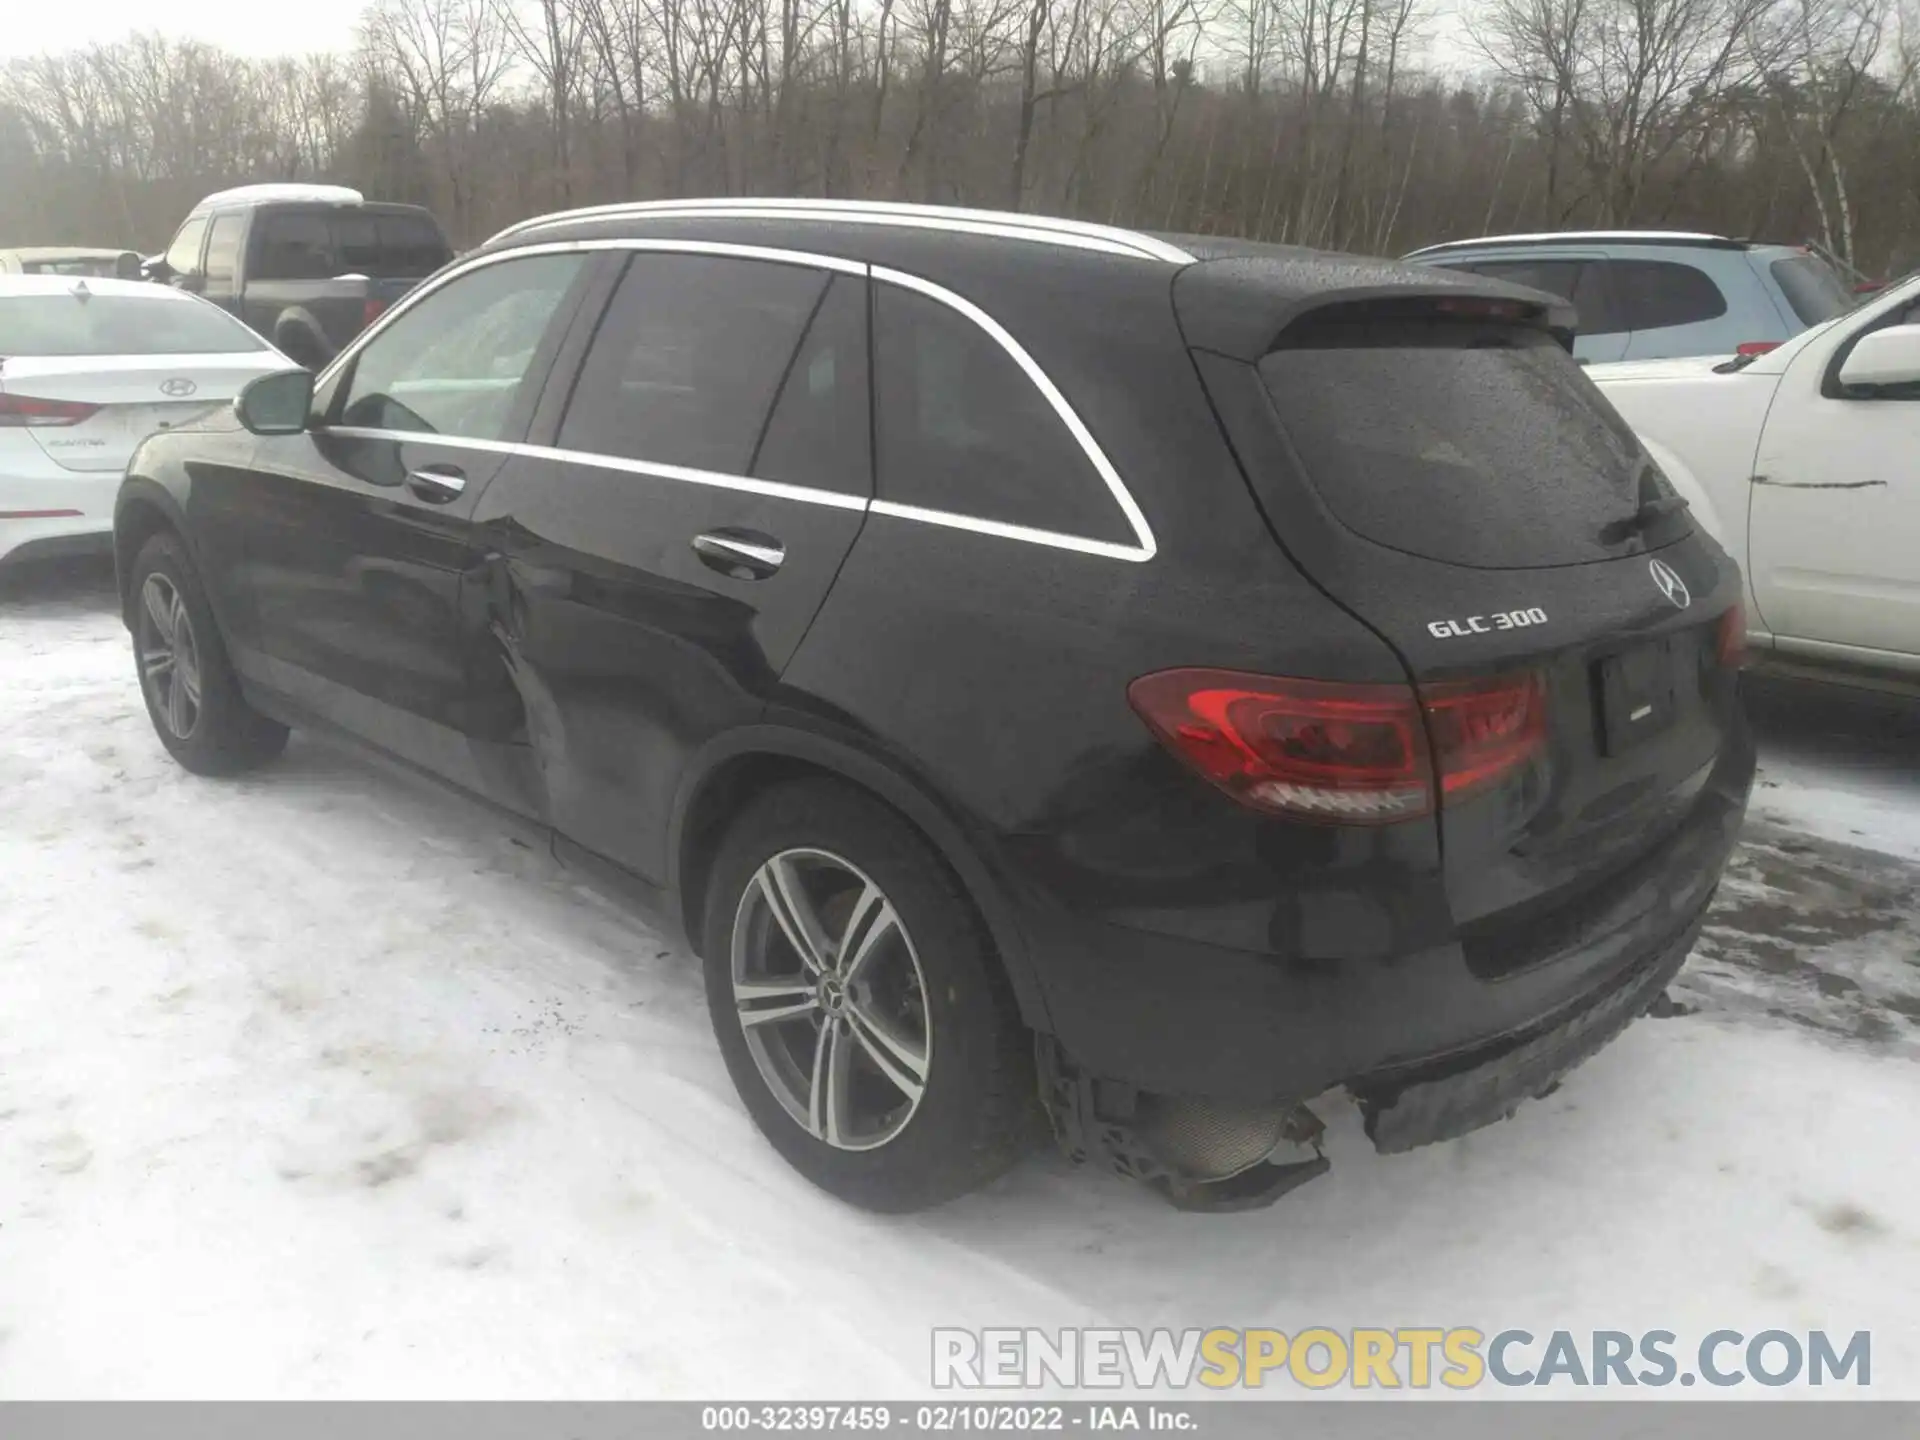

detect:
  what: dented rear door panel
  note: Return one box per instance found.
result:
[461,457,867,881]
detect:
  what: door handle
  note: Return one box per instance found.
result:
[406,465,467,503]
[692,528,785,579]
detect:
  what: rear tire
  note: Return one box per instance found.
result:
[129,531,288,776]
[702,779,1039,1212]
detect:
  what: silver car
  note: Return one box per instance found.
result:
[1404,231,1856,363]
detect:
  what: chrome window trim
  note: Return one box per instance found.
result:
[865,500,1151,562]
[487,198,1196,265]
[314,237,864,389]
[870,264,1155,562]
[321,428,871,513]
[314,237,1157,564]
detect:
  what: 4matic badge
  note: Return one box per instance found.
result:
[1427,607,1549,639]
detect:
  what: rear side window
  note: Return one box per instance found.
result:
[873,283,1131,543]
[164,217,208,277]
[204,215,246,286]
[1258,314,1676,569]
[1613,261,1728,332]
[1465,259,1623,338]
[559,253,828,476]
[1770,255,1854,325]
[253,214,335,280]
[0,295,266,355]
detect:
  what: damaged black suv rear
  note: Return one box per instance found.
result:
[115,202,1753,1213]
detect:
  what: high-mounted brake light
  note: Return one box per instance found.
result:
[363,296,389,328]
[1128,668,1547,825]
[0,392,101,427]
[1735,341,1780,357]
[1432,297,1531,323]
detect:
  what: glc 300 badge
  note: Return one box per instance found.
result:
[1427,607,1549,639]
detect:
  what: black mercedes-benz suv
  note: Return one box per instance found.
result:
[112,199,1753,1212]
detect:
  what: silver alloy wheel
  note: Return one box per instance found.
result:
[731,848,931,1151]
[137,573,202,741]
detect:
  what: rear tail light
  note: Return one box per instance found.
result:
[0,392,101,427]
[362,297,389,328]
[1422,672,1551,802]
[1127,668,1547,824]
[1735,341,1781,357]
[1716,605,1747,669]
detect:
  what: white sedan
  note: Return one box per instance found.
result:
[1,275,290,570]
[1591,271,1920,686]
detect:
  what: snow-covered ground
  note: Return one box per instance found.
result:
[3,559,1917,1399]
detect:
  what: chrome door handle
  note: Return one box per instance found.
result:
[692,529,785,579]
[406,465,467,502]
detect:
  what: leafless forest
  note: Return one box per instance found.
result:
[3,0,1918,273]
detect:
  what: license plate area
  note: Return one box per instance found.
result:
[1594,638,1677,755]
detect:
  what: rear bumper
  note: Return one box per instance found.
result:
[1,463,119,567]
[1354,899,1703,1151]
[1021,721,1753,1108]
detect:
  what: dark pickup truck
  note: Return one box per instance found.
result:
[146,185,453,369]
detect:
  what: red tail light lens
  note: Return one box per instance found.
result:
[1421,672,1550,802]
[362,297,389,328]
[0,392,101,427]
[1716,604,1747,669]
[1735,341,1781,357]
[1127,668,1547,824]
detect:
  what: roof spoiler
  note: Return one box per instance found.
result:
[1176,257,1581,361]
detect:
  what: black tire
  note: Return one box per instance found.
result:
[129,530,289,776]
[702,779,1040,1212]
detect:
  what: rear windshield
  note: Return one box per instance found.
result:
[251,210,451,281]
[1259,317,1686,569]
[22,256,133,278]
[0,294,267,356]
[1770,255,1854,326]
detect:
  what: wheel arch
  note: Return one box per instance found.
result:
[269,305,336,368]
[670,726,1053,1032]
[112,482,190,630]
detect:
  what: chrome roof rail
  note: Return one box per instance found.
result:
[488,198,1195,264]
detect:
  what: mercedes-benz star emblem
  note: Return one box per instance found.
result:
[1649,557,1691,609]
[159,378,197,397]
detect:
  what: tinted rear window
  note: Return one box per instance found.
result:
[1770,254,1854,326]
[252,210,451,280]
[334,213,451,277]
[20,256,134,278]
[874,283,1133,543]
[558,252,827,475]
[1258,317,1681,569]
[1612,260,1728,331]
[0,295,266,356]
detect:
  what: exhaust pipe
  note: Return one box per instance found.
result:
[1038,1038,1330,1212]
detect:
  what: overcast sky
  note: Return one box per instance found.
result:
[2,0,1477,72]
[0,0,365,60]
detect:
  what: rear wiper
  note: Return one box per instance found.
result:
[1713,351,1760,374]
[1602,458,1692,541]
[1627,493,1690,527]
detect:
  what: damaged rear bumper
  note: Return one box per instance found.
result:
[1041,902,1709,1211]
[1353,904,1705,1153]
